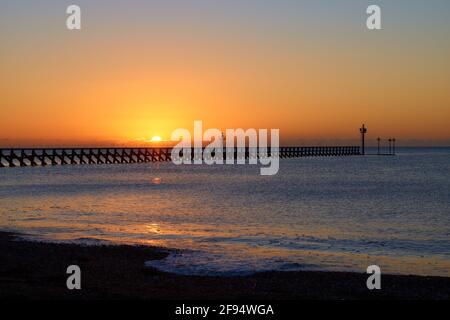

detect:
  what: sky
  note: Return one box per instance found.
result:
[1,0,449,147]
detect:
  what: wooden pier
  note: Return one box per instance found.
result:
[0,146,361,168]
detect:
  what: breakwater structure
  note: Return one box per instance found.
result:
[0,125,394,168]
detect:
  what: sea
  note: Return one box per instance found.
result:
[1,147,449,276]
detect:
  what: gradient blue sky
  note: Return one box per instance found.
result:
[1,0,449,146]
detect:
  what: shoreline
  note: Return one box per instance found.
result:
[1,231,449,300]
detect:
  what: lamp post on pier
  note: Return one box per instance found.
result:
[377,137,380,155]
[360,124,367,155]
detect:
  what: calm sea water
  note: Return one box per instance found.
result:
[1,147,449,276]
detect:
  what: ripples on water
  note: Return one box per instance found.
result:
[0,147,449,276]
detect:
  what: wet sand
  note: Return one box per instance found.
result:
[1,232,449,300]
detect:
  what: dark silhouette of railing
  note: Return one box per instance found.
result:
[0,146,361,168]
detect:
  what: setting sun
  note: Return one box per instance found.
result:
[150,136,162,142]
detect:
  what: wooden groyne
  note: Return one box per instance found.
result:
[0,146,360,168]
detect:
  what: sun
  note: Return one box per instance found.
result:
[150,136,162,142]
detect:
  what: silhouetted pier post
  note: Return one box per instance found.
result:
[360,124,367,155]
[388,139,392,155]
[392,138,396,155]
[377,137,380,155]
